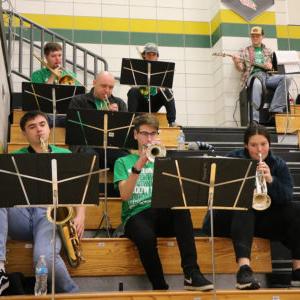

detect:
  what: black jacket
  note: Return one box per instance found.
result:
[69,88,127,112]
[228,148,293,206]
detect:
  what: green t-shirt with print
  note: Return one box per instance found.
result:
[114,153,154,225]
[31,68,80,86]
[252,47,264,74]
[13,145,71,154]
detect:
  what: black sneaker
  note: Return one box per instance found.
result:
[291,269,300,287]
[184,269,214,291]
[0,269,9,295]
[236,265,260,290]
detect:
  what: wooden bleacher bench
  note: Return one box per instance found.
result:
[6,237,271,276]
[10,110,179,149]
[290,104,300,115]
[85,200,208,230]
[275,113,300,134]
[10,124,66,144]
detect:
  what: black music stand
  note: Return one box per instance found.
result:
[66,109,140,236]
[22,82,85,137]
[120,58,175,112]
[0,153,103,299]
[152,156,256,292]
[66,109,139,149]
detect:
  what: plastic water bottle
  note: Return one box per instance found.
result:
[34,255,48,296]
[177,130,186,150]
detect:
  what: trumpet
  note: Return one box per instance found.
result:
[252,153,271,211]
[33,53,75,85]
[145,143,166,163]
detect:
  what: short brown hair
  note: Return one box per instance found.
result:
[133,114,159,132]
[20,111,49,131]
[44,42,62,56]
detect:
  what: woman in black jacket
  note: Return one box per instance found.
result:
[203,124,300,290]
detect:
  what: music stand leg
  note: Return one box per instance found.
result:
[98,145,112,237]
[51,159,58,300]
[208,163,217,298]
[209,207,217,299]
[51,207,57,300]
[96,114,112,237]
[51,87,57,144]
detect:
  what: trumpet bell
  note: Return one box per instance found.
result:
[146,144,166,163]
[252,192,271,211]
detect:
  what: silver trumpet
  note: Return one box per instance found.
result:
[145,143,166,163]
[252,153,271,211]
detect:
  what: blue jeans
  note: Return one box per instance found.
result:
[248,72,291,122]
[0,207,78,293]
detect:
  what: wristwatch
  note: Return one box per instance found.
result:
[131,166,141,174]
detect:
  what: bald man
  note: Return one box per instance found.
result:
[69,71,127,112]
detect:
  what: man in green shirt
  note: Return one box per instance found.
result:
[114,114,213,291]
[31,42,78,85]
[0,111,85,294]
[232,26,290,124]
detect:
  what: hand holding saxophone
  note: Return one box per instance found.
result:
[72,207,85,239]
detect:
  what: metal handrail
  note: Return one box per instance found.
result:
[3,9,108,87]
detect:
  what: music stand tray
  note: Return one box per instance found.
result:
[66,109,141,149]
[152,156,256,210]
[0,153,100,207]
[22,82,85,114]
[120,58,175,88]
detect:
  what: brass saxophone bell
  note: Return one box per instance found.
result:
[47,206,83,267]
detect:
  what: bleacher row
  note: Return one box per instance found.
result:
[4,107,300,299]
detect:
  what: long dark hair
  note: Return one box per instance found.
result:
[244,123,271,146]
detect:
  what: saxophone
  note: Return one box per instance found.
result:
[47,206,83,267]
[40,137,83,267]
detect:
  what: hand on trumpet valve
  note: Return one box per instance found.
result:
[257,161,272,183]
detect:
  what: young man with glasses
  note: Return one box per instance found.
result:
[113,114,213,291]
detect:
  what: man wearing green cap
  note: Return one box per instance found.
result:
[127,43,177,127]
[232,26,290,124]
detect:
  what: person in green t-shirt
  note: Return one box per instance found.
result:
[31,42,79,85]
[114,114,213,291]
[0,111,85,294]
[232,26,290,124]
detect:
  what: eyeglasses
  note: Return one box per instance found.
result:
[138,131,158,137]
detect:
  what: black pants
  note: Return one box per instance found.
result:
[202,202,300,261]
[127,88,176,124]
[125,208,198,289]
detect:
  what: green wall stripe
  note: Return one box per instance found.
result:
[6,25,300,50]
[277,38,300,51]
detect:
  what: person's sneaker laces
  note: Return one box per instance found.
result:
[236,265,260,290]
[291,269,300,287]
[0,269,9,295]
[184,269,214,291]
